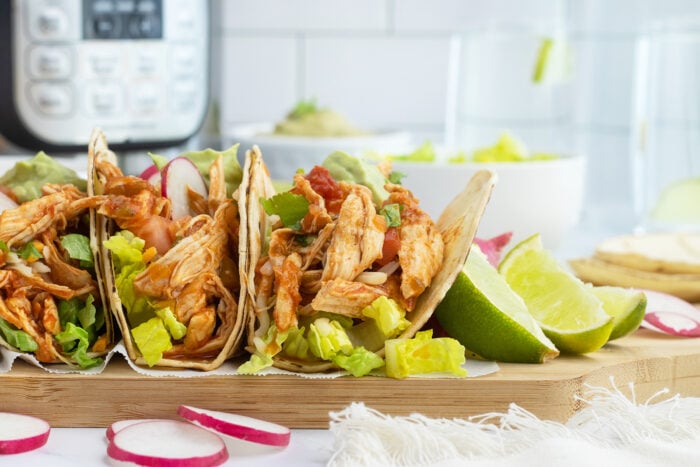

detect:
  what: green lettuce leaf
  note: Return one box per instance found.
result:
[18,241,42,261]
[131,317,173,367]
[308,318,353,360]
[379,204,402,228]
[260,192,309,229]
[362,296,410,338]
[332,346,384,377]
[60,233,94,268]
[282,326,310,360]
[238,352,274,374]
[55,322,103,369]
[181,145,243,197]
[0,317,38,352]
[147,152,170,170]
[384,330,467,379]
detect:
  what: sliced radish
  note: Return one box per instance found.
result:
[0,412,50,455]
[641,289,700,337]
[161,157,208,220]
[107,420,228,467]
[139,164,162,189]
[106,419,161,442]
[474,231,513,267]
[178,405,291,447]
[0,191,18,214]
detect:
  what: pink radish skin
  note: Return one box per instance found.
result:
[473,231,513,267]
[178,405,291,447]
[0,191,18,214]
[107,420,228,467]
[0,412,50,455]
[640,289,700,337]
[138,164,162,189]
[160,157,208,220]
[106,419,161,442]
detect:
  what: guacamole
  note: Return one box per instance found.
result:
[273,99,367,137]
[0,151,87,202]
[322,151,388,205]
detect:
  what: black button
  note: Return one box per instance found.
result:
[93,15,120,38]
[127,13,161,38]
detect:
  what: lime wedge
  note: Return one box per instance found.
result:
[651,177,700,223]
[499,234,613,354]
[590,286,647,340]
[434,245,559,363]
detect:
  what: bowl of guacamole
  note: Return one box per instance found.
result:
[224,100,412,179]
[386,133,586,250]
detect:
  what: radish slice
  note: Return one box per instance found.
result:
[0,412,50,454]
[107,420,228,467]
[139,164,162,189]
[0,191,18,214]
[640,289,700,337]
[106,419,161,442]
[178,405,291,447]
[474,231,513,267]
[161,157,208,220]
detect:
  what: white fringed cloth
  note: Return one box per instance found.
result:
[327,380,700,466]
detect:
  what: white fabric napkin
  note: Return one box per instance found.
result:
[327,380,700,466]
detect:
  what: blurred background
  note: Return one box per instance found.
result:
[3,0,700,252]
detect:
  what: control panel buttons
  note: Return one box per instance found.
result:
[28,82,73,116]
[130,82,162,114]
[170,45,197,78]
[28,46,72,79]
[81,46,125,78]
[25,0,80,41]
[84,82,123,116]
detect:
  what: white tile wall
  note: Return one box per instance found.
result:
[212,0,700,228]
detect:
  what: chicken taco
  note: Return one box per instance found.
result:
[90,129,247,370]
[0,151,113,368]
[240,148,495,375]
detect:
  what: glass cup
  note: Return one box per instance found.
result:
[632,20,700,232]
[445,21,573,155]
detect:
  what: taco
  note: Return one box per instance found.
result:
[90,129,247,370]
[241,148,495,374]
[0,151,113,368]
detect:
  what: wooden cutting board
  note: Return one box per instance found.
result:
[1,329,698,428]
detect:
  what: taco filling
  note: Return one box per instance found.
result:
[0,156,110,369]
[92,131,245,369]
[242,150,471,376]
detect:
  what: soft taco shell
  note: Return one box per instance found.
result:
[244,148,496,373]
[89,129,248,370]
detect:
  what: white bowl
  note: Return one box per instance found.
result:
[224,123,413,180]
[393,155,586,249]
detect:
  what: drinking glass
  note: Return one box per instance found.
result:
[632,20,700,231]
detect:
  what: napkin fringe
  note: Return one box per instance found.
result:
[327,377,700,466]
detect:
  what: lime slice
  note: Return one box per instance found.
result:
[651,177,700,223]
[434,245,559,363]
[532,36,571,84]
[499,234,613,354]
[590,286,647,340]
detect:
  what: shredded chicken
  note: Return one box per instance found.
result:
[386,183,444,300]
[310,277,387,319]
[321,183,386,282]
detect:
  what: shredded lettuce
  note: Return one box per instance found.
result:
[60,233,94,268]
[238,352,274,374]
[147,152,170,170]
[238,325,290,374]
[260,192,309,229]
[384,330,467,379]
[283,326,311,360]
[308,318,353,360]
[362,296,410,338]
[0,317,38,352]
[332,346,384,377]
[18,241,43,261]
[131,317,172,366]
[55,322,103,369]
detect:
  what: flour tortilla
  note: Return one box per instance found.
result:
[90,128,248,370]
[244,148,497,372]
[593,233,700,275]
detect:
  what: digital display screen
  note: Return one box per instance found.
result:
[83,0,162,39]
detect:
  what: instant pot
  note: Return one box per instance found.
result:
[0,0,210,153]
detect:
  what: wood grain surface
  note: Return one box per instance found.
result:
[1,329,698,428]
